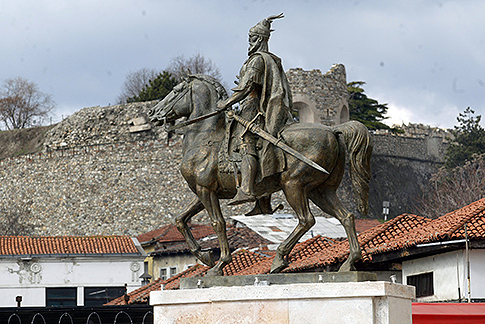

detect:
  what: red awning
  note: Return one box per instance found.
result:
[413,303,485,324]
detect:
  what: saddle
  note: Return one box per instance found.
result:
[217,112,286,184]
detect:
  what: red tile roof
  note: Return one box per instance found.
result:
[108,199,485,304]
[368,198,485,255]
[137,224,215,245]
[0,236,140,256]
[234,214,431,274]
[354,219,382,233]
[107,249,270,304]
[153,225,272,255]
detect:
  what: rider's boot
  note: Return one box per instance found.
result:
[228,154,257,206]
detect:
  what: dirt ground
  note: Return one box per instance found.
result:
[0,125,54,160]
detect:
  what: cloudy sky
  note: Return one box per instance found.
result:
[1,0,484,128]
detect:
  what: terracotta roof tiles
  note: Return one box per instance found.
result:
[0,236,140,256]
[108,199,485,304]
[152,225,272,255]
[136,224,215,245]
[107,249,271,304]
[369,198,485,255]
[354,219,381,233]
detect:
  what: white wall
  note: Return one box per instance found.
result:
[401,249,485,302]
[0,256,144,307]
[470,249,485,299]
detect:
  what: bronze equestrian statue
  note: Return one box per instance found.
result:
[148,15,373,276]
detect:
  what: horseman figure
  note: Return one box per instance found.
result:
[217,13,293,206]
[148,14,372,275]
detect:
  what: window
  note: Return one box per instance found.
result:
[170,267,177,277]
[46,287,77,307]
[84,287,125,306]
[160,267,177,280]
[160,268,167,280]
[407,272,434,297]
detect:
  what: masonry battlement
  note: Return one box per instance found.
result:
[375,123,452,141]
[286,64,349,125]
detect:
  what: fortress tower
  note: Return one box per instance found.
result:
[286,64,349,125]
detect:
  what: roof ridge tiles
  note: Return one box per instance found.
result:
[448,199,485,234]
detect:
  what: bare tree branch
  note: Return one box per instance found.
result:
[167,53,223,84]
[116,68,161,104]
[417,153,485,218]
[0,77,55,129]
[0,204,33,235]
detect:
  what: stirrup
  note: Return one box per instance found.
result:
[228,190,256,206]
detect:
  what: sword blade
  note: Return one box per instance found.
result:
[230,112,329,174]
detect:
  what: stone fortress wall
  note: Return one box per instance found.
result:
[0,66,452,236]
[0,102,278,236]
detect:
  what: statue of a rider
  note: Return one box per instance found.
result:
[217,13,293,206]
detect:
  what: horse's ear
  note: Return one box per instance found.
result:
[180,68,189,82]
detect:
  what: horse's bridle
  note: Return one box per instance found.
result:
[161,83,192,131]
[162,81,227,133]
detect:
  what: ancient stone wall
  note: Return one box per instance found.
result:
[0,102,292,236]
[0,73,454,236]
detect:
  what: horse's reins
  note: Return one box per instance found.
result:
[163,84,227,132]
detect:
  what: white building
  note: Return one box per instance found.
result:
[0,236,146,307]
[367,198,485,302]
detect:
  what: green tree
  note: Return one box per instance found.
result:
[117,68,160,104]
[445,107,485,169]
[348,81,390,130]
[127,71,177,103]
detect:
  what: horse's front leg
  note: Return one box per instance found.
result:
[197,186,232,276]
[174,196,215,267]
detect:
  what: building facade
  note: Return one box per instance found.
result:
[0,236,146,307]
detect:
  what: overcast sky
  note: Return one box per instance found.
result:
[2,0,484,128]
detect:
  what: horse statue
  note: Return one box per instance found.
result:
[148,74,373,276]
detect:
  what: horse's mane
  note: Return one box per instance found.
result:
[189,74,228,102]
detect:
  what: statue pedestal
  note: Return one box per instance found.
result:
[150,281,415,324]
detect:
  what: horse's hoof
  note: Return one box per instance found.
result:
[270,257,289,273]
[199,250,216,267]
[205,267,223,277]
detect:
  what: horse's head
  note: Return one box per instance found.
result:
[149,74,228,130]
[148,79,192,127]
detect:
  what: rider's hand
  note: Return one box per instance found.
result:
[217,101,227,111]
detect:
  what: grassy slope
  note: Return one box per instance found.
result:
[0,125,55,160]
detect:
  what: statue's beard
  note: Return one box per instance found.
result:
[248,42,260,56]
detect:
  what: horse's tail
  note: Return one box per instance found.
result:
[332,121,373,215]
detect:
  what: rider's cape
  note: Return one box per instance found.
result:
[232,51,293,180]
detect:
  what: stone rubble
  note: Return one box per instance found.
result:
[0,102,297,236]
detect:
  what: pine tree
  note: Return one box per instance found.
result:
[127,71,177,103]
[348,81,390,130]
[445,107,485,168]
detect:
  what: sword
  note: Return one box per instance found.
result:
[227,111,329,174]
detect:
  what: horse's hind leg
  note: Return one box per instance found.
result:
[271,182,315,273]
[197,186,232,276]
[174,196,215,267]
[309,187,362,271]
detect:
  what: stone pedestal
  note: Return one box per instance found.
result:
[150,281,415,324]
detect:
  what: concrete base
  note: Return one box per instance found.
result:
[181,271,377,289]
[150,281,415,324]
